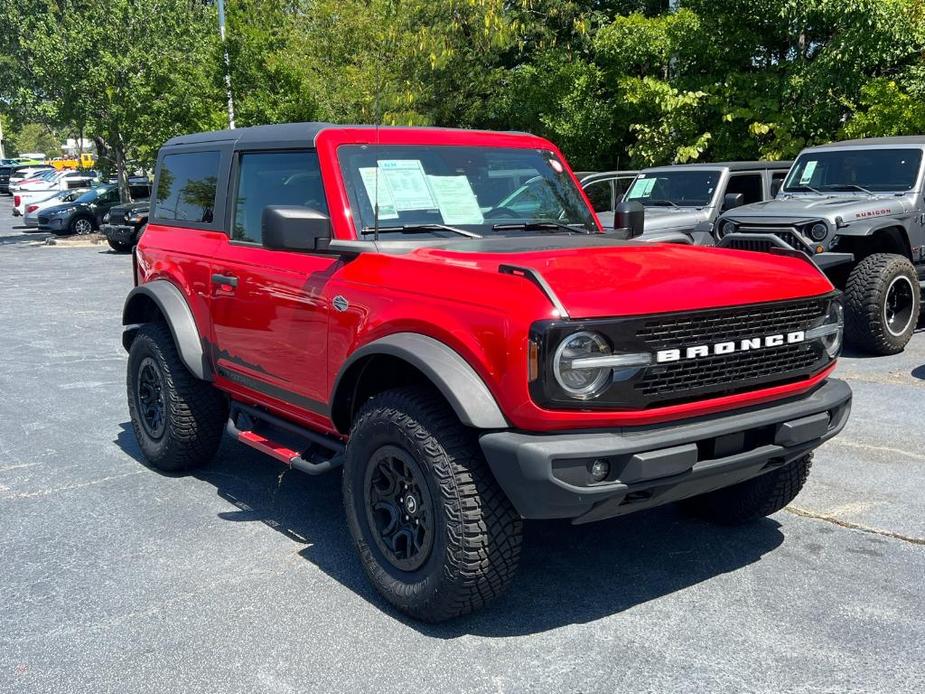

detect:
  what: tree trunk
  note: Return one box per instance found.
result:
[114,142,130,203]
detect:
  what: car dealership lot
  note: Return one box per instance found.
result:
[0,196,922,693]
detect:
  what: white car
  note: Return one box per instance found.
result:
[21,188,90,228]
[13,169,97,194]
[8,166,55,189]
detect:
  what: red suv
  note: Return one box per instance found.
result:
[122,123,851,621]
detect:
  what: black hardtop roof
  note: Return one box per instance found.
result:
[163,122,531,149]
[642,160,792,173]
[808,136,925,149]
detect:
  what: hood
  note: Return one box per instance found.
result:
[414,239,832,319]
[641,206,711,233]
[724,194,913,223]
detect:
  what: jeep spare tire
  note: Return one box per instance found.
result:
[342,386,523,622]
[845,253,920,355]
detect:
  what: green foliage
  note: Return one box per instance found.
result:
[1,0,923,175]
[3,122,62,157]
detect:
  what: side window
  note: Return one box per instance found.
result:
[583,180,613,213]
[725,174,763,204]
[614,176,634,201]
[770,172,786,197]
[155,150,220,224]
[232,150,327,244]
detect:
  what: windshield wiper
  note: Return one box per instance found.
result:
[786,184,824,195]
[361,223,481,239]
[820,183,875,195]
[643,199,680,207]
[491,221,591,234]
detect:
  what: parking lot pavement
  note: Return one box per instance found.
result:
[0,194,922,694]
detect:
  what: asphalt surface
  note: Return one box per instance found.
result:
[0,197,922,693]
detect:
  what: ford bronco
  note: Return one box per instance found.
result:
[717,137,925,355]
[122,123,851,621]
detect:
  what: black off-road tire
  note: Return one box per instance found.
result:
[127,323,227,472]
[845,253,920,355]
[343,386,523,622]
[680,454,813,525]
[107,237,133,253]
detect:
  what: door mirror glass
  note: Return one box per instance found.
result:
[262,205,331,251]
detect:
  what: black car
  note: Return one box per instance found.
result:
[102,201,149,252]
[0,164,34,194]
[37,182,151,235]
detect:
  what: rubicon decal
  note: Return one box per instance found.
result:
[656,331,806,363]
[854,208,892,219]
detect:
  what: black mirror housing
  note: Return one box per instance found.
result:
[613,200,645,238]
[262,205,331,251]
[723,193,744,211]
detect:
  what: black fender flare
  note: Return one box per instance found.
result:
[122,280,210,380]
[331,333,508,431]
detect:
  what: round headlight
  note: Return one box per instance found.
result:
[719,221,735,238]
[822,301,844,358]
[809,222,827,242]
[553,331,612,399]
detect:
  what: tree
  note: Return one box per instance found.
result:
[2,0,224,200]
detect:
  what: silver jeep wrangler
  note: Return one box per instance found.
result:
[717,137,925,355]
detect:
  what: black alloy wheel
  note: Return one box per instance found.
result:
[135,356,166,440]
[884,274,915,337]
[364,445,435,572]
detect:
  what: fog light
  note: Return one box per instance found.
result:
[589,458,610,483]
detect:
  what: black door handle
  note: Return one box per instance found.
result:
[211,273,238,287]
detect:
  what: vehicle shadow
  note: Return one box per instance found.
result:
[116,423,786,637]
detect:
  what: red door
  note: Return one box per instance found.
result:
[208,149,340,428]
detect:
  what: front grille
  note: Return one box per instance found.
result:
[728,226,809,252]
[109,211,126,225]
[633,298,829,404]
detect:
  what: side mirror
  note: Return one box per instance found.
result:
[262,205,331,251]
[722,192,744,211]
[613,200,645,239]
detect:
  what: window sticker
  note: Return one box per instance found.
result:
[427,175,484,225]
[799,160,818,185]
[627,178,656,198]
[359,167,399,219]
[378,159,437,210]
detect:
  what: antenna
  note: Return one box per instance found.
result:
[372,2,388,243]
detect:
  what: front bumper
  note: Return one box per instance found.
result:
[37,216,68,233]
[102,223,137,244]
[479,378,851,524]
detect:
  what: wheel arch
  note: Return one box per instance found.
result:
[838,223,912,261]
[330,333,508,434]
[122,281,211,380]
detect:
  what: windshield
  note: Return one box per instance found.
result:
[75,186,110,203]
[624,170,721,207]
[784,148,922,193]
[338,145,597,239]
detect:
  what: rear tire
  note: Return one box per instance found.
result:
[343,386,522,622]
[107,237,133,253]
[127,323,227,472]
[680,454,813,525]
[845,253,919,355]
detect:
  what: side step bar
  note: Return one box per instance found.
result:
[227,402,344,475]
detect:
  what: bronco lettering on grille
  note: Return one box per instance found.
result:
[655,331,806,363]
